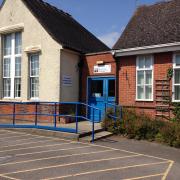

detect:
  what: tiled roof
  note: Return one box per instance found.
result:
[22,0,109,53]
[113,0,180,49]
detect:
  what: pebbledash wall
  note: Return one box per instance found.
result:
[81,51,173,118]
[0,0,80,123]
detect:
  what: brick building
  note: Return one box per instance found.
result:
[82,0,180,120]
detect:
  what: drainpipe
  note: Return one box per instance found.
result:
[78,55,84,102]
[112,50,119,105]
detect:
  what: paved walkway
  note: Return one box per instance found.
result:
[0,129,174,180]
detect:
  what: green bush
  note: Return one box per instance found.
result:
[102,108,180,148]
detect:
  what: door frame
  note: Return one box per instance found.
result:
[86,76,116,104]
[86,76,116,121]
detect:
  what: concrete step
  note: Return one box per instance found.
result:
[79,131,113,142]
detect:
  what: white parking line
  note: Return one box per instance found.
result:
[122,173,164,180]
[162,160,174,180]
[1,130,173,162]
[2,130,71,142]
[16,145,92,157]
[0,139,56,149]
[0,142,75,153]
[0,149,116,166]
[43,161,170,180]
[4,154,142,175]
[0,134,31,140]
[0,174,19,180]
[0,136,53,146]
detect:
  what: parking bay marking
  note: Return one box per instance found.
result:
[3,154,142,175]
[0,142,76,153]
[0,149,116,166]
[43,161,170,180]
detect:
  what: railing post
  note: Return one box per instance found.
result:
[92,108,95,143]
[75,104,78,134]
[54,103,57,128]
[35,102,38,126]
[13,102,16,125]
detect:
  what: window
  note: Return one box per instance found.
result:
[173,54,180,102]
[90,80,103,97]
[108,80,115,97]
[136,55,153,101]
[3,32,22,98]
[30,54,39,99]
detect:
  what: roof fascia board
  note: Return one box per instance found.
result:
[114,42,180,57]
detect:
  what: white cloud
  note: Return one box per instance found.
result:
[98,32,120,48]
[98,26,125,48]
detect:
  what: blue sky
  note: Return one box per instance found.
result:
[1,0,162,47]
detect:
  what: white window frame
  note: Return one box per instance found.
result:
[172,53,180,102]
[29,54,39,100]
[3,33,22,99]
[136,55,154,101]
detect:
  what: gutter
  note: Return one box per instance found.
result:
[114,42,180,57]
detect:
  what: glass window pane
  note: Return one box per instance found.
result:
[176,55,180,66]
[4,34,11,56]
[145,86,152,99]
[138,58,144,69]
[175,86,180,100]
[175,70,180,84]
[137,86,144,99]
[15,32,22,54]
[15,57,21,77]
[14,78,21,98]
[137,71,144,85]
[31,77,39,98]
[3,79,11,97]
[3,58,11,77]
[145,56,152,68]
[90,80,103,97]
[108,80,115,97]
[30,54,39,76]
[145,70,152,84]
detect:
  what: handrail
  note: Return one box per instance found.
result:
[0,101,101,143]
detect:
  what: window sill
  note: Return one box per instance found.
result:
[135,99,154,102]
[172,100,180,103]
[30,98,39,102]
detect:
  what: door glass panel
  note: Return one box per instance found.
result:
[90,80,103,97]
[108,80,115,97]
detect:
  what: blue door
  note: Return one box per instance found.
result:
[88,77,115,122]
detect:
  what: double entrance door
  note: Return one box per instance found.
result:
[88,77,115,122]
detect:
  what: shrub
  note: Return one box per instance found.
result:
[102,108,180,148]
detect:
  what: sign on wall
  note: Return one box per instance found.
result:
[94,65,111,73]
[62,75,72,86]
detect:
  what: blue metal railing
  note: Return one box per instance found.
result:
[105,102,123,123]
[0,101,101,143]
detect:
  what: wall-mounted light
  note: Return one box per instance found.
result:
[96,61,104,65]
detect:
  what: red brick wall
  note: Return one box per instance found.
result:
[0,103,76,125]
[118,52,173,118]
[81,53,116,101]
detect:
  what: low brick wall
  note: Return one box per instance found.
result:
[0,103,80,125]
